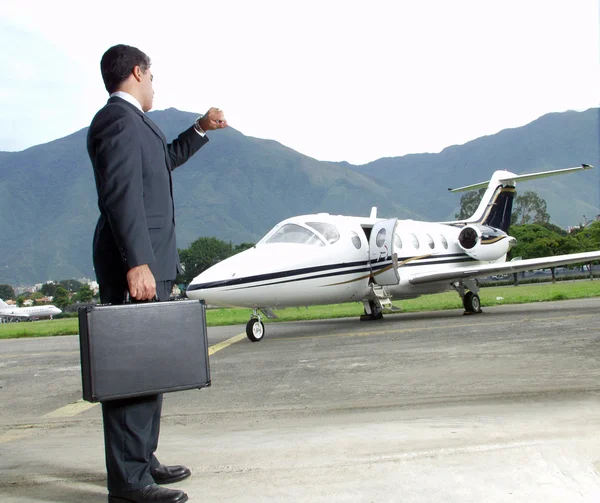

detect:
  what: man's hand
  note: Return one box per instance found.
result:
[127,264,156,300]
[197,107,228,131]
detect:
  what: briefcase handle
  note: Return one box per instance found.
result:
[124,291,160,304]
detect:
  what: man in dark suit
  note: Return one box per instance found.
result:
[87,44,227,503]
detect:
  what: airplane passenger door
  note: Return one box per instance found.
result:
[369,218,400,285]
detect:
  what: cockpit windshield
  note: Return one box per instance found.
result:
[265,224,325,246]
[306,222,340,244]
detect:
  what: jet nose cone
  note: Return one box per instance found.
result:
[186,266,223,299]
[186,248,261,305]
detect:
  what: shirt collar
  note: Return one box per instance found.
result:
[110,91,143,112]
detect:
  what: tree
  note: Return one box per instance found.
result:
[233,242,256,254]
[176,238,258,285]
[41,282,58,297]
[510,224,581,282]
[510,224,575,260]
[575,221,600,252]
[455,189,485,219]
[511,191,550,225]
[538,221,567,237]
[456,188,550,229]
[574,221,600,278]
[177,237,235,285]
[16,296,25,307]
[75,284,94,303]
[53,286,72,311]
[30,291,45,302]
[59,279,83,293]
[0,284,15,300]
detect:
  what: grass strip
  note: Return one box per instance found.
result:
[1,280,599,339]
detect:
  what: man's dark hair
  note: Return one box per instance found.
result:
[100,44,151,93]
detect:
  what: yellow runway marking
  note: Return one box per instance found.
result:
[0,423,78,445]
[38,332,246,420]
[44,399,98,418]
[208,332,246,356]
[0,426,37,444]
[0,430,34,445]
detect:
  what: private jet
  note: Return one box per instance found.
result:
[0,299,62,322]
[187,165,600,342]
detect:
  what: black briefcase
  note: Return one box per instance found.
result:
[78,299,211,402]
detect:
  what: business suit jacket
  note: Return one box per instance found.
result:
[87,96,208,492]
[87,96,208,286]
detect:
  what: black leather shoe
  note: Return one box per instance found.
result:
[151,464,191,485]
[108,483,188,503]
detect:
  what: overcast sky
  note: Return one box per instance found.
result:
[2,0,598,165]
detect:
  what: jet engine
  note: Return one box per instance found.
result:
[457,224,515,261]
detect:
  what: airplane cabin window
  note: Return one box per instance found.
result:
[376,228,386,247]
[410,233,420,249]
[440,234,448,249]
[351,231,362,249]
[393,232,402,250]
[426,234,435,249]
[266,224,325,246]
[306,222,340,244]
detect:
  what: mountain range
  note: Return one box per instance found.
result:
[1,107,598,285]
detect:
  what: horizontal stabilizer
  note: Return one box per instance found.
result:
[448,164,592,193]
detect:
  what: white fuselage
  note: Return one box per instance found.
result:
[186,213,508,309]
[0,304,62,319]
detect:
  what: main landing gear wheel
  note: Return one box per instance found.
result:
[360,300,384,321]
[463,291,482,314]
[246,318,265,342]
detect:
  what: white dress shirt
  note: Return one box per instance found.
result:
[110,91,143,112]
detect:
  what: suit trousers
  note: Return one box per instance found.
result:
[99,279,172,492]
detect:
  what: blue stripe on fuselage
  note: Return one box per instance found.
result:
[187,253,477,292]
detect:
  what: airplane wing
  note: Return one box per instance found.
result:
[408,251,600,285]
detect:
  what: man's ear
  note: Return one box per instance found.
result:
[132,66,143,83]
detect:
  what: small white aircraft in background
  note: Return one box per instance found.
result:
[0,298,62,322]
[187,164,600,342]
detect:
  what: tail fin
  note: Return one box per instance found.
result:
[449,164,593,232]
[0,299,8,309]
[480,184,515,232]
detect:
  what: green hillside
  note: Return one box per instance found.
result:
[0,107,598,285]
[352,109,600,223]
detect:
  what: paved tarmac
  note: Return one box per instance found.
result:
[0,298,599,502]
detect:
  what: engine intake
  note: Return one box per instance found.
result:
[458,224,514,261]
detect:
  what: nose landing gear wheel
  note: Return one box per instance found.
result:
[463,291,482,314]
[246,318,265,342]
